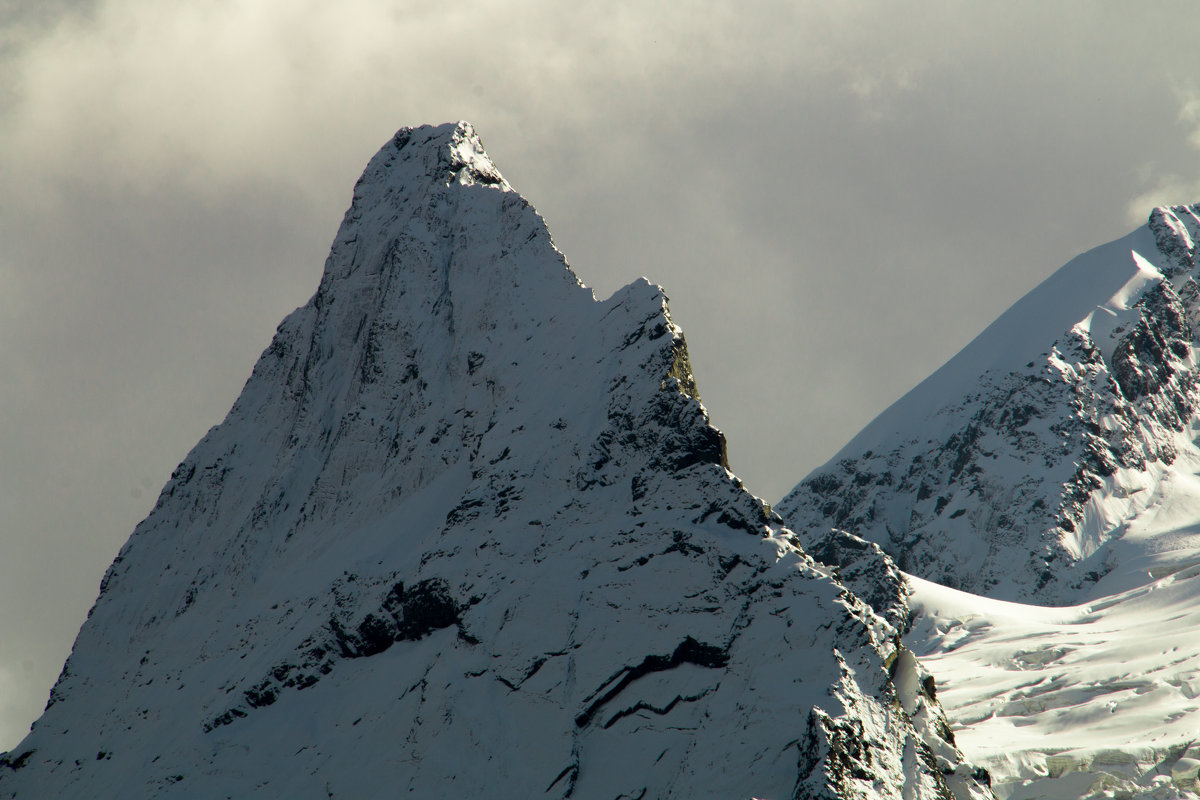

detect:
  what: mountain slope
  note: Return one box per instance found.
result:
[779,206,1200,604]
[0,123,990,800]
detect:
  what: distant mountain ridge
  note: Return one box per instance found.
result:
[0,123,991,800]
[779,204,1200,604]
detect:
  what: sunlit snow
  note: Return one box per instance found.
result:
[910,557,1200,799]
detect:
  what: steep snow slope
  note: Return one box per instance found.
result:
[0,123,990,800]
[779,206,1200,604]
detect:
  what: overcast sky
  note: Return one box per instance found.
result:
[3,0,1200,749]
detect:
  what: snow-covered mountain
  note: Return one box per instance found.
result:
[779,206,1200,605]
[0,123,991,800]
[780,205,1200,798]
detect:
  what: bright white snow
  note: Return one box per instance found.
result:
[902,419,1200,800]
[782,203,1200,799]
[908,544,1200,798]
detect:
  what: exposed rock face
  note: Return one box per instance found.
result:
[779,205,1200,604]
[0,123,990,800]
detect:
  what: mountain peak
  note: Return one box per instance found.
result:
[781,201,1200,604]
[1147,202,1200,277]
[1,124,990,800]
[369,121,508,190]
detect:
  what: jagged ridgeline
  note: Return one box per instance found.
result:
[0,123,992,800]
[780,205,1200,604]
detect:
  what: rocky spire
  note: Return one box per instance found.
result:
[1,124,991,800]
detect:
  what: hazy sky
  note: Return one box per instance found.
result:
[3,0,1200,749]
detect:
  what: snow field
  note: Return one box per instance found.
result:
[908,566,1200,799]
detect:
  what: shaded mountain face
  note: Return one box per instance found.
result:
[779,205,1200,605]
[0,124,990,800]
